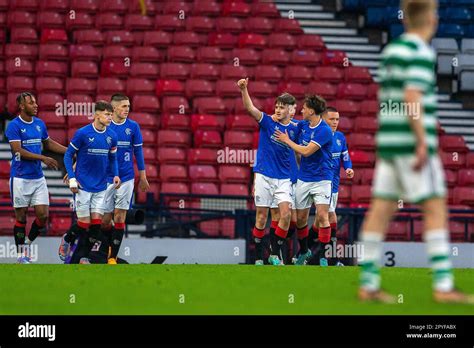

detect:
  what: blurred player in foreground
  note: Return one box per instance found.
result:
[100,94,149,264]
[5,92,67,263]
[59,101,120,264]
[238,78,299,266]
[358,0,473,303]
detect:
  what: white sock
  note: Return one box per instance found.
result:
[424,229,454,292]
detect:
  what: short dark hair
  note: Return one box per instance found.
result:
[304,94,326,115]
[16,92,35,106]
[275,93,296,106]
[325,106,338,113]
[111,93,129,103]
[95,100,114,112]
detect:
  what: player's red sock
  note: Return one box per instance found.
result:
[318,226,331,260]
[297,225,309,254]
[252,226,265,261]
[110,222,125,259]
[269,220,278,236]
[13,220,26,253]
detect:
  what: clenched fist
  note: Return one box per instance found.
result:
[237,78,248,90]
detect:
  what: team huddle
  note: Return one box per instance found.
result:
[6,92,150,265]
[238,78,353,267]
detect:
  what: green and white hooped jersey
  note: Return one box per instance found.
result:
[377,32,437,158]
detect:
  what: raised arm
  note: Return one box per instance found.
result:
[237,78,262,122]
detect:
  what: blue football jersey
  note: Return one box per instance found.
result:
[330,131,352,193]
[289,118,300,184]
[106,118,143,183]
[5,116,49,179]
[253,113,300,180]
[297,119,334,182]
[69,124,118,193]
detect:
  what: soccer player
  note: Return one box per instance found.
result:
[100,94,150,264]
[274,95,333,266]
[358,0,473,303]
[238,78,299,265]
[316,106,354,266]
[59,101,120,264]
[5,92,67,263]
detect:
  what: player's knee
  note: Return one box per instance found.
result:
[255,212,267,227]
[113,210,127,224]
[36,212,48,224]
[328,212,337,223]
[279,208,291,223]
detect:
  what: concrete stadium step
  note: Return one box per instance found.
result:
[46,179,66,186]
[438,110,474,118]
[304,27,357,35]
[347,59,379,68]
[276,3,323,11]
[438,102,463,110]
[47,187,73,196]
[299,19,347,27]
[323,36,369,44]
[326,43,381,52]
[346,52,380,59]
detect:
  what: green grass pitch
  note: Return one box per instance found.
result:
[0,265,473,315]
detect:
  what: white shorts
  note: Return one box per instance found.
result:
[295,179,332,209]
[101,179,135,213]
[74,189,106,218]
[270,182,296,209]
[10,177,49,208]
[329,192,338,213]
[372,154,446,203]
[254,173,293,208]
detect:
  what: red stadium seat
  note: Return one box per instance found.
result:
[160,63,190,80]
[439,135,469,153]
[350,150,375,168]
[132,46,163,63]
[191,114,225,132]
[224,131,253,149]
[161,182,189,195]
[191,63,220,80]
[124,14,154,31]
[36,76,64,93]
[162,1,191,15]
[158,130,191,148]
[66,78,95,95]
[95,13,123,30]
[48,128,67,145]
[5,43,38,59]
[127,78,155,96]
[440,151,466,170]
[189,165,217,182]
[97,77,125,94]
[267,33,296,50]
[353,117,378,133]
[216,80,241,98]
[6,59,34,76]
[161,96,189,114]
[458,169,474,186]
[297,34,325,51]
[337,117,354,133]
[249,81,275,98]
[99,0,127,14]
[322,50,347,67]
[157,148,187,164]
[220,183,249,196]
[39,44,68,61]
[67,113,94,128]
[238,33,266,50]
[37,11,65,28]
[274,18,303,34]
[338,185,351,203]
[344,66,373,84]
[41,28,68,44]
[35,61,67,78]
[142,146,157,163]
[254,65,282,83]
[333,100,360,117]
[132,113,159,129]
[307,81,337,101]
[448,221,467,242]
[215,17,243,33]
[186,16,215,33]
[291,50,322,67]
[69,45,102,62]
[132,95,160,113]
[160,164,188,182]
[66,12,94,31]
[208,32,237,49]
[155,14,185,31]
[50,215,73,236]
[277,82,306,99]
[70,0,99,13]
[358,168,375,185]
[105,30,135,46]
[351,185,372,203]
[103,45,131,60]
[161,114,190,130]
[467,152,474,169]
[38,111,66,127]
[284,66,312,83]
[337,83,367,101]
[226,114,258,131]
[245,17,274,34]
[130,63,160,79]
[314,66,343,83]
[367,83,379,99]
[453,187,474,206]
[71,61,98,78]
[173,32,202,48]
[188,148,218,164]
[191,182,219,195]
[359,100,379,117]
[251,2,279,18]
[74,29,105,46]
[185,80,215,98]
[387,221,410,241]
[220,65,251,81]
[139,129,155,144]
[0,161,10,178]
[8,11,36,27]
[36,93,63,110]
[347,133,375,151]
[196,46,225,64]
[11,28,38,44]
[231,48,260,66]
[221,1,250,17]
[194,97,227,114]
[167,46,196,63]
[234,97,264,115]
[40,0,69,12]
[143,31,172,48]
[445,169,458,187]
[194,130,222,148]
[219,165,251,183]
[192,0,220,16]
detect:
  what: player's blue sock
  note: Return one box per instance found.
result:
[424,229,454,292]
[359,232,383,291]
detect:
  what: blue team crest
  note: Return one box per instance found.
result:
[125,128,131,135]
[311,132,314,139]
[106,136,112,145]
[36,125,41,132]
[289,130,294,138]
[336,139,341,146]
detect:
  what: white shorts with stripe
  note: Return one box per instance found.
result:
[295,179,332,209]
[372,154,446,203]
[101,179,135,213]
[10,177,49,208]
[73,189,106,218]
[254,173,293,208]
[270,182,296,209]
[328,192,338,213]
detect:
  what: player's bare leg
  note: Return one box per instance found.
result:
[253,207,269,265]
[358,198,398,303]
[421,198,474,304]
[13,207,28,263]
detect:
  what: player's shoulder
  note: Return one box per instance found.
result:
[335,130,346,140]
[106,127,118,139]
[125,117,139,127]
[33,116,46,126]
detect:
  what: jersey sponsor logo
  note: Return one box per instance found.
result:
[125,127,131,135]
[88,137,94,142]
